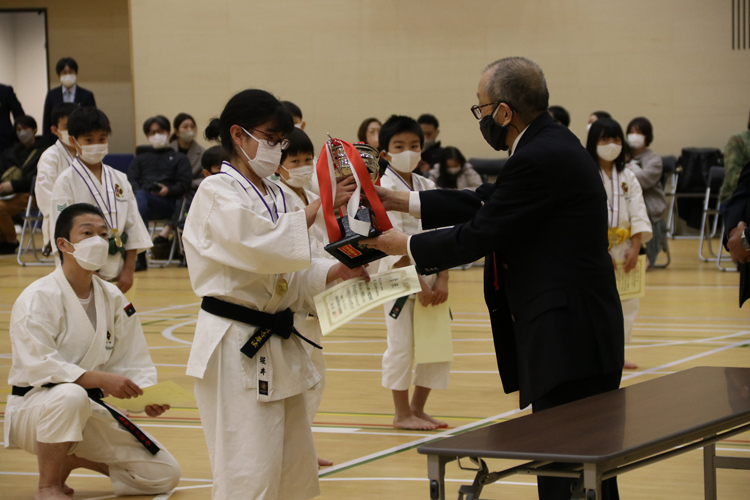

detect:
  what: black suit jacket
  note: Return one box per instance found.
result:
[721,161,750,306]
[42,85,96,139]
[0,84,25,152]
[410,113,624,408]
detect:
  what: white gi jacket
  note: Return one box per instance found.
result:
[378,167,437,286]
[36,141,76,246]
[183,163,336,402]
[600,167,653,259]
[50,161,152,280]
[5,267,157,449]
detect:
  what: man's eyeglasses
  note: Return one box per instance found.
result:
[470,102,500,120]
[250,129,290,150]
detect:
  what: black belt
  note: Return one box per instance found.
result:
[201,296,322,359]
[12,383,160,455]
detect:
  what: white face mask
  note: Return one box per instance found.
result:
[389,150,421,173]
[179,130,196,143]
[74,139,108,164]
[294,122,303,129]
[64,236,109,271]
[149,132,169,149]
[586,123,592,133]
[281,164,315,188]
[60,74,76,88]
[627,133,645,150]
[597,143,622,162]
[239,128,283,178]
[447,166,462,175]
[59,130,70,146]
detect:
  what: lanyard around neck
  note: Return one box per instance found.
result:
[387,166,417,192]
[600,168,620,228]
[219,161,286,223]
[72,158,118,230]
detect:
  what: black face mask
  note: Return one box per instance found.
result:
[479,105,511,151]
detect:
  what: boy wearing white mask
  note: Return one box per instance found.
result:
[586,118,652,370]
[377,115,451,431]
[51,107,152,294]
[6,203,181,500]
[36,102,80,252]
[127,115,192,270]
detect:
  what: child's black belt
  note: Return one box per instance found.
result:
[200,296,322,359]
[11,383,160,455]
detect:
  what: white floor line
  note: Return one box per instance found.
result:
[318,407,527,477]
[626,330,750,350]
[318,477,535,486]
[138,302,200,315]
[160,320,197,345]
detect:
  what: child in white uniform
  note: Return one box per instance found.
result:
[183,89,366,500]
[587,118,652,370]
[377,115,451,431]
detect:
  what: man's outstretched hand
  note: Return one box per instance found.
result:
[367,186,410,213]
[361,229,410,256]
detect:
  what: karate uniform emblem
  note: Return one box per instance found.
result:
[105,330,114,350]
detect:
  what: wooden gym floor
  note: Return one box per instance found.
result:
[0,238,748,499]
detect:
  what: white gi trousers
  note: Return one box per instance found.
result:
[303,324,325,425]
[6,383,180,495]
[622,298,639,344]
[194,328,319,500]
[382,298,451,391]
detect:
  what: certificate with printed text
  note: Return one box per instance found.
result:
[615,254,647,301]
[315,266,420,335]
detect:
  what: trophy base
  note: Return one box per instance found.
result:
[325,208,386,268]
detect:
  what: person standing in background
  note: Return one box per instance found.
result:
[417,114,443,167]
[719,108,750,205]
[357,117,381,149]
[42,58,96,145]
[0,83,25,155]
[626,117,667,267]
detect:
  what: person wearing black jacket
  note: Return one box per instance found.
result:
[722,160,750,306]
[0,84,25,155]
[364,57,624,500]
[42,58,96,145]
[0,115,44,253]
[128,115,191,269]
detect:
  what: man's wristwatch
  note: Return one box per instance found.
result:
[741,230,750,251]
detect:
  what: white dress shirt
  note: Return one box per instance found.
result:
[62,85,77,103]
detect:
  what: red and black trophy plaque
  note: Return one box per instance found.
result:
[316,136,392,268]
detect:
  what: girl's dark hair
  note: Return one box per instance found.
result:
[170,112,196,142]
[67,107,112,138]
[626,116,654,147]
[586,118,628,172]
[201,145,228,170]
[591,110,611,120]
[357,117,381,142]
[436,146,466,189]
[280,128,315,165]
[205,89,294,156]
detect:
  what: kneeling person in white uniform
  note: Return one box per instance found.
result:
[5,203,180,500]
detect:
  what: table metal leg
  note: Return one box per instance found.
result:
[427,454,449,500]
[704,443,717,500]
[582,463,602,500]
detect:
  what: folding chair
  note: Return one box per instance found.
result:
[698,167,730,262]
[16,176,55,266]
[715,223,739,272]
[147,197,188,267]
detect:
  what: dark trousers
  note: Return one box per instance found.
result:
[135,189,176,228]
[531,372,623,500]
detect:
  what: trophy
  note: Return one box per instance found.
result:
[316,136,393,268]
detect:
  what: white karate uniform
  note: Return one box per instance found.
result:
[36,141,75,246]
[5,267,180,496]
[378,168,451,391]
[601,167,653,343]
[183,162,336,500]
[50,160,152,280]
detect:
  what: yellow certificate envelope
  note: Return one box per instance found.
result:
[103,380,194,412]
[413,300,453,364]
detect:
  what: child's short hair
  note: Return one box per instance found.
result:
[67,107,112,138]
[54,203,106,261]
[201,145,228,170]
[279,128,315,164]
[281,101,302,120]
[14,115,37,130]
[378,115,424,152]
[417,113,439,129]
[51,103,79,129]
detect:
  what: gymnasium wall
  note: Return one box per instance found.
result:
[129,0,750,160]
[0,0,134,153]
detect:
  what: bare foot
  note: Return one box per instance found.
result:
[393,414,438,430]
[317,457,333,468]
[412,410,448,429]
[34,485,70,500]
[624,360,639,370]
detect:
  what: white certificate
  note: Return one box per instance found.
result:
[615,254,647,301]
[315,265,420,335]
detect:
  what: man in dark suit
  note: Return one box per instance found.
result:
[364,57,624,500]
[42,57,96,144]
[0,84,25,155]
[722,160,750,306]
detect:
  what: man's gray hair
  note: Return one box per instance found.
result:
[483,57,549,124]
